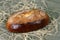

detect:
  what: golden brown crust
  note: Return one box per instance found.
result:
[6,9,50,33]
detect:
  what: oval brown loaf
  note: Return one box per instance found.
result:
[6,9,50,33]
